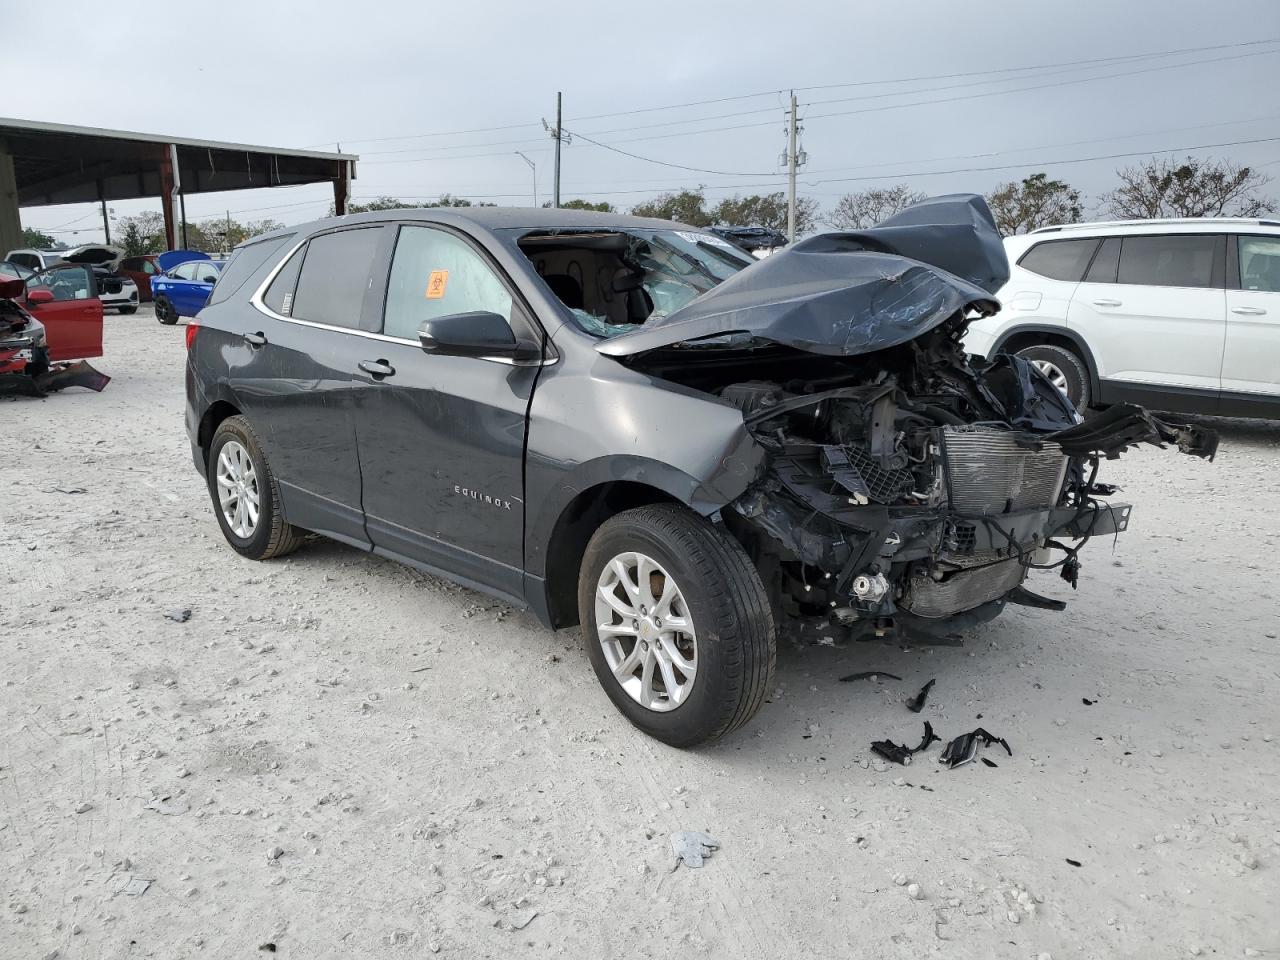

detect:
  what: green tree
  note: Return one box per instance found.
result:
[826,185,926,230]
[21,227,59,248]
[113,212,166,256]
[195,216,285,252]
[1102,156,1274,219]
[712,192,819,235]
[985,173,1083,235]
[329,195,410,215]
[630,189,713,226]
[545,199,615,212]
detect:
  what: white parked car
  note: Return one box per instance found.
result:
[964,218,1280,418]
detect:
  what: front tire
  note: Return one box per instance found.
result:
[207,416,304,560]
[578,504,775,747]
[1016,343,1091,409]
[155,296,177,325]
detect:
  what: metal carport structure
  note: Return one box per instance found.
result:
[0,117,357,253]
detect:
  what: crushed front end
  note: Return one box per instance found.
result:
[716,319,1215,642]
[594,194,1218,643]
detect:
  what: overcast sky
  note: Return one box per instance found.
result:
[5,0,1279,244]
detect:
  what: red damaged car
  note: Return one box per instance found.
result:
[0,264,110,396]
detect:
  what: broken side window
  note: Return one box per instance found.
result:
[517,229,753,340]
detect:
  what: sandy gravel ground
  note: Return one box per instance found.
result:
[2,310,1278,959]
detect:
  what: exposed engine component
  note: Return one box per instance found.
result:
[703,316,1217,643]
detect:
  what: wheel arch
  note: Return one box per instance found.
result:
[538,479,689,630]
[197,399,243,464]
[991,323,1101,399]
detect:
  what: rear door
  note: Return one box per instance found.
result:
[349,222,544,601]
[23,264,104,361]
[1067,233,1225,410]
[231,226,387,548]
[1222,233,1280,413]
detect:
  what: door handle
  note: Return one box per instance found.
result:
[358,359,396,379]
[1091,298,1122,308]
[1231,306,1267,316]
[243,331,267,347]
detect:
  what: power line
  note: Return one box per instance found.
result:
[801,112,1280,178]
[801,134,1280,188]
[564,129,779,177]
[570,43,1280,140]
[575,46,1280,152]
[312,37,1279,149]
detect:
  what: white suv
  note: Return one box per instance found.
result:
[964,218,1280,418]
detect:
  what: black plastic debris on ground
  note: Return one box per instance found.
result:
[980,757,999,768]
[939,728,1012,769]
[906,678,936,713]
[1065,858,1082,868]
[1082,697,1095,705]
[871,721,940,765]
[840,671,902,682]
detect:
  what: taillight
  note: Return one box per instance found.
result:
[185,321,200,350]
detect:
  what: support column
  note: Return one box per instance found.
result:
[0,150,22,256]
[333,159,350,216]
[159,145,178,250]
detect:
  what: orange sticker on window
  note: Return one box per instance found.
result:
[426,270,449,299]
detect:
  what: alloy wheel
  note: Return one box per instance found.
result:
[215,440,260,538]
[1031,359,1070,396]
[594,552,698,712]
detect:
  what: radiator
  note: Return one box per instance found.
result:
[942,426,1068,516]
[901,549,1027,619]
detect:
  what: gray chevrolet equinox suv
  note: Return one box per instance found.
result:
[185,197,1215,745]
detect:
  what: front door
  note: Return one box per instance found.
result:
[24,264,104,360]
[228,227,387,548]
[1222,234,1280,415]
[351,223,542,601]
[1068,233,1226,410]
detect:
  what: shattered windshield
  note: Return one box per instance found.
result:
[518,228,754,341]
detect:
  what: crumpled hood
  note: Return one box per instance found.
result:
[597,194,1009,358]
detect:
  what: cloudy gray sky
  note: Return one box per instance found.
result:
[6,0,1279,243]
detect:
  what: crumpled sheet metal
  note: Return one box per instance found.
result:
[597,194,1008,358]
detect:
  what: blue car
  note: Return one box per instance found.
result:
[152,251,224,325]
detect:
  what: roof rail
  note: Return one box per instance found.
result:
[1030,217,1280,234]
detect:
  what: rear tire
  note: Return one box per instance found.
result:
[207,415,304,561]
[578,504,775,747]
[155,296,177,325]
[1015,343,1091,409]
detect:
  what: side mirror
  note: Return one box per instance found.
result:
[26,288,55,305]
[418,311,539,361]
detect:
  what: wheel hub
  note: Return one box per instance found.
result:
[594,551,698,713]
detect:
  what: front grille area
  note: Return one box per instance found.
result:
[901,549,1027,619]
[942,426,1068,516]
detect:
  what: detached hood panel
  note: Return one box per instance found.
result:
[597,194,1009,358]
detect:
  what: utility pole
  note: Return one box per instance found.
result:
[786,90,798,243]
[179,192,189,249]
[100,200,111,244]
[543,93,570,208]
[516,151,537,207]
[226,210,233,254]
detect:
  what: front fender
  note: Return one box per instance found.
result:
[522,356,766,579]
